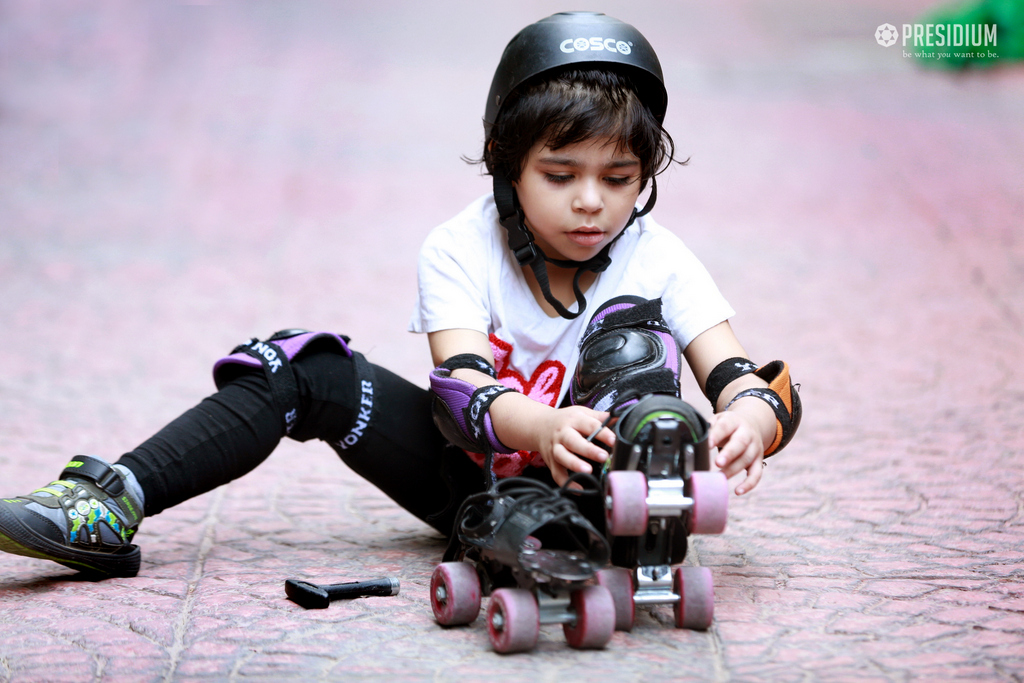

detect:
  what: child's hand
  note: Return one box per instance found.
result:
[708,411,764,495]
[536,407,615,487]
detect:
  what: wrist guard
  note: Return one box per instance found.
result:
[704,357,758,410]
[429,355,516,455]
[725,360,802,456]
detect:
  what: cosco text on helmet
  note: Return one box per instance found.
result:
[560,37,633,55]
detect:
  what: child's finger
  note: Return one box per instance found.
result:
[569,429,610,463]
[584,412,616,449]
[719,436,758,479]
[552,444,593,476]
[734,454,764,495]
[714,427,742,468]
[592,425,616,449]
[550,466,569,487]
[546,452,571,487]
[708,414,737,452]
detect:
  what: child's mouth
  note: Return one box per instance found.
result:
[567,228,604,247]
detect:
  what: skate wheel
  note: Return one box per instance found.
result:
[605,470,648,537]
[673,566,714,630]
[563,585,616,649]
[487,588,539,654]
[430,562,481,626]
[596,567,635,631]
[688,471,728,535]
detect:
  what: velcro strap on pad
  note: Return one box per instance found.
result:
[333,351,377,454]
[466,384,517,454]
[438,353,498,379]
[705,357,758,411]
[585,368,678,413]
[213,331,352,385]
[582,297,671,339]
[213,331,353,435]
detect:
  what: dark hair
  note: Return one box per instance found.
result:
[480,68,680,185]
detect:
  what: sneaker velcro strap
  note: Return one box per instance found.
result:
[60,455,125,496]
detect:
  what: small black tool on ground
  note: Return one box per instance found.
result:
[285,577,400,609]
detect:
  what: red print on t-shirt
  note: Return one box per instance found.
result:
[463,334,567,478]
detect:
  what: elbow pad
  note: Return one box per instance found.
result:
[726,360,802,457]
[429,355,517,455]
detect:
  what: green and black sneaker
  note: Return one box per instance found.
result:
[0,455,145,578]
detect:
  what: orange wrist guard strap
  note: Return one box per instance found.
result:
[725,360,802,457]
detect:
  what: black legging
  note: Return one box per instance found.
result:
[116,350,486,535]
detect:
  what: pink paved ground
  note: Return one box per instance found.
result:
[1,1,1022,680]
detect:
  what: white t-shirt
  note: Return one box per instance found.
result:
[409,194,734,409]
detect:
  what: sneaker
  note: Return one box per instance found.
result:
[0,455,144,578]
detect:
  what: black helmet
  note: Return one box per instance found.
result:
[487,12,668,320]
[485,12,668,140]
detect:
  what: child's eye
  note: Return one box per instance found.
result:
[605,176,634,186]
[545,174,573,184]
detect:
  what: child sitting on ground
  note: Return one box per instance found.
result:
[0,11,799,580]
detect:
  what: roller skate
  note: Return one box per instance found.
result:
[598,394,728,632]
[568,295,727,631]
[0,455,145,578]
[430,475,616,654]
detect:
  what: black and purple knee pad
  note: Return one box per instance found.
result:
[213,329,365,438]
[569,296,681,412]
[429,354,517,456]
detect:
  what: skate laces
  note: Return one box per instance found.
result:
[584,388,644,444]
[475,476,604,554]
[459,478,572,531]
[496,477,582,526]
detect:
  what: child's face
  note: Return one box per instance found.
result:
[514,136,643,263]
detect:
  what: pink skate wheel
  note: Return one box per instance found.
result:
[487,588,539,654]
[596,567,635,632]
[563,585,616,649]
[688,471,728,535]
[430,562,481,626]
[673,566,714,630]
[605,470,648,537]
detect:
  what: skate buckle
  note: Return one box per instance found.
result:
[633,564,680,606]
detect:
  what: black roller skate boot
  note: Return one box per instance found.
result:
[0,455,144,578]
[568,296,728,631]
[599,395,727,631]
[430,473,617,653]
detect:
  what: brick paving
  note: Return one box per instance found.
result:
[1,1,1022,680]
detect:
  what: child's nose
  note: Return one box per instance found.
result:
[572,178,603,213]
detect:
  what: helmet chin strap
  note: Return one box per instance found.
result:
[493,174,658,320]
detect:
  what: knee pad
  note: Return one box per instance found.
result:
[213,329,370,440]
[569,296,681,412]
